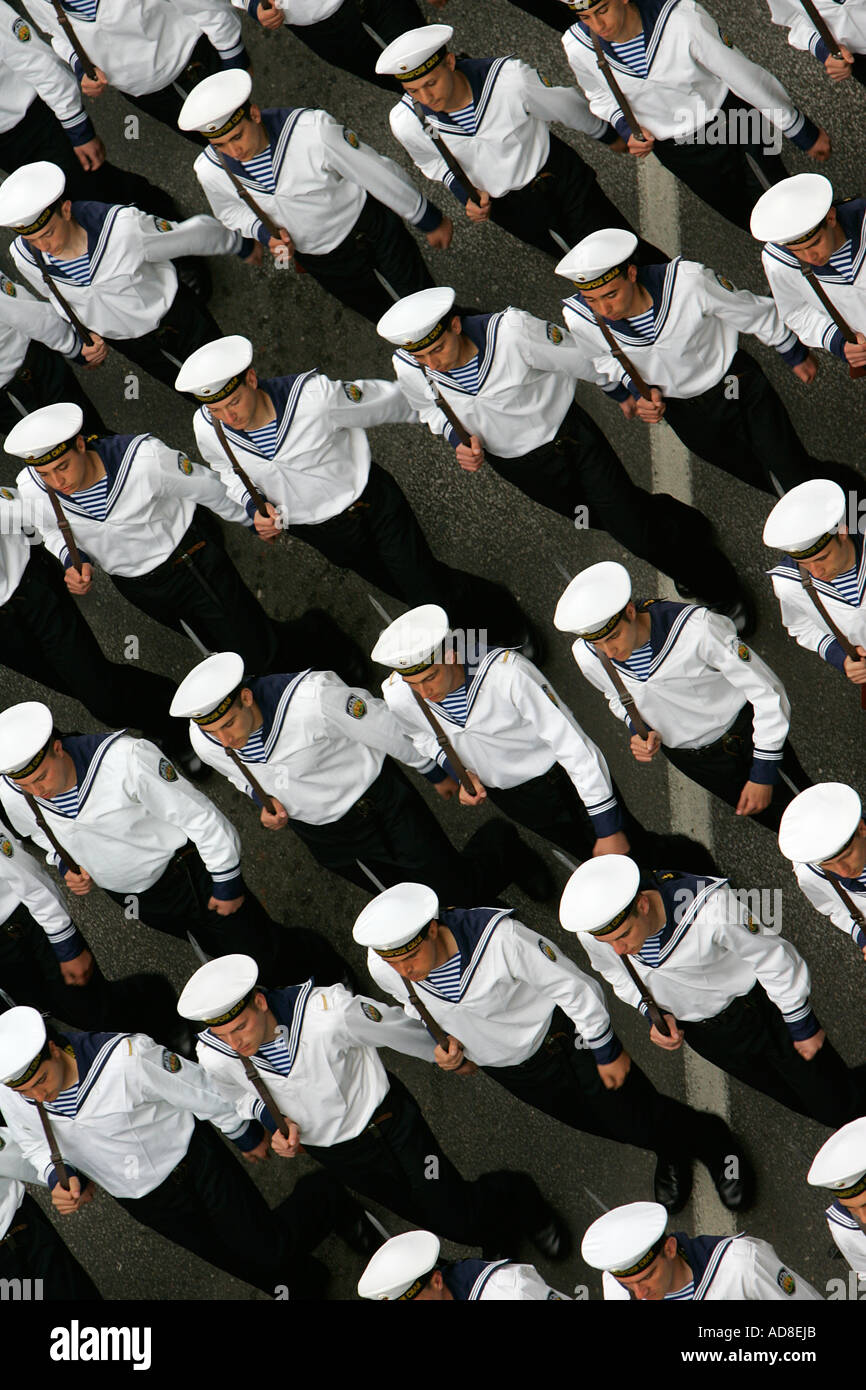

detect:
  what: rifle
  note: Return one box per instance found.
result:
[800,264,866,380]
[590,307,654,401]
[214,150,289,245]
[38,268,94,348]
[798,566,866,710]
[36,1100,71,1190]
[50,0,97,80]
[23,793,81,876]
[589,29,642,140]
[410,99,482,205]
[44,487,83,573]
[796,0,844,60]
[225,747,277,817]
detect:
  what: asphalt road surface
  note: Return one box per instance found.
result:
[2,0,865,1312]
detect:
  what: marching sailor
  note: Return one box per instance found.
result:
[378,286,748,621]
[560,855,866,1130]
[561,0,830,233]
[0,0,174,212]
[0,1005,341,1298]
[0,1113,101,1299]
[177,953,570,1258]
[174,335,530,647]
[764,0,866,88]
[0,486,199,766]
[237,0,428,92]
[0,272,106,438]
[170,651,553,906]
[178,71,444,324]
[554,561,811,832]
[582,1200,822,1300]
[22,0,249,142]
[751,174,866,372]
[778,783,866,963]
[0,700,343,983]
[358,1229,570,1300]
[371,602,655,863]
[807,1117,866,1274]
[376,24,666,262]
[555,229,851,501]
[763,480,866,687]
[357,881,750,1213]
[0,161,238,391]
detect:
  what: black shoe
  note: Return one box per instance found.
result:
[529,1208,572,1261]
[705,1147,755,1213]
[339,1209,388,1258]
[710,590,757,640]
[512,615,546,667]
[654,1154,692,1214]
[174,747,210,783]
[175,255,212,303]
[304,609,370,688]
[506,826,555,902]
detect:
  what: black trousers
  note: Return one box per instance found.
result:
[289,758,517,907]
[487,762,602,861]
[116,1120,336,1296]
[0,1193,101,1300]
[508,0,568,27]
[285,0,425,90]
[663,702,812,833]
[683,984,865,1128]
[486,402,743,606]
[651,96,791,232]
[0,546,183,750]
[110,285,223,392]
[104,843,350,985]
[484,1009,729,1164]
[288,462,525,645]
[121,35,226,146]
[490,133,667,264]
[303,1072,548,1251]
[0,340,107,440]
[0,95,177,216]
[0,904,184,1041]
[294,195,434,325]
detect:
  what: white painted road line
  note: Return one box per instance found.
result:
[636,157,737,1237]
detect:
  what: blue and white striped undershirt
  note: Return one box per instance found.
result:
[243,419,279,458]
[627,306,655,340]
[241,147,277,193]
[45,251,91,285]
[46,1082,80,1118]
[70,476,108,520]
[424,952,463,1001]
[827,240,856,281]
[256,1029,291,1074]
[665,1280,695,1300]
[619,639,653,680]
[445,100,478,135]
[610,32,648,77]
[237,726,268,763]
[636,927,665,968]
[62,0,99,17]
[446,356,480,393]
[435,665,478,726]
[830,562,861,605]
[47,786,80,817]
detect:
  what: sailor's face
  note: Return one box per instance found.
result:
[401,56,457,112]
[33,440,87,495]
[210,999,268,1056]
[579,271,636,321]
[819,822,866,879]
[592,608,639,663]
[24,204,74,257]
[786,217,837,268]
[574,0,631,42]
[206,381,259,431]
[10,1049,66,1104]
[382,934,437,983]
[409,323,464,373]
[838,1189,866,1229]
[798,535,848,583]
[600,901,651,957]
[204,696,256,750]
[615,1240,678,1300]
[401,663,456,705]
[209,113,266,165]
[12,744,69,801]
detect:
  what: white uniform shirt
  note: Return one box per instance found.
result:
[760,200,866,357]
[825,1202,866,1274]
[382,648,623,837]
[16,432,247,576]
[197,981,433,1148]
[193,372,415,526]
[602,1233,823,1299]
[0,0,91,141]
[561,258,802,402]
[231,0,342,25]
[445,1257,571,1300]
[562,0,813,148]
[0,1032,249,1197]
[392,307,604,459]
[11,203,241,341]
[0,487,37,607]
[0,1125,43,1240]
[389,56,607,203]
[0,731,243,897]
[766,0,866,59]
[367,909,619,1067]
[790,859,866,951]
[573,601,790,783]
[579,871,816,1032]
[767,545,866,673]
[190,670,437,826]
[193,107,435,257]
[0,820,82,961]
[0,273,79,388]
[23,0,245,97]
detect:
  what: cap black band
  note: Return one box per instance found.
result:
[789,531,839,561]
[402,320,448,353]
[9,737,52,780]
[13,198,64,237]
[6,1041,50,1089]
[197,372,246,405]
[396,46,447,82]
[375,923,432,960]
[577,262,630,292]
[582,606,629,642]
[202,985,258,1028]
[610,1234,667,1279]
[192,683,244,727]
[26,436,79,467]
[207,104,248,140]
[590,890,641,938]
